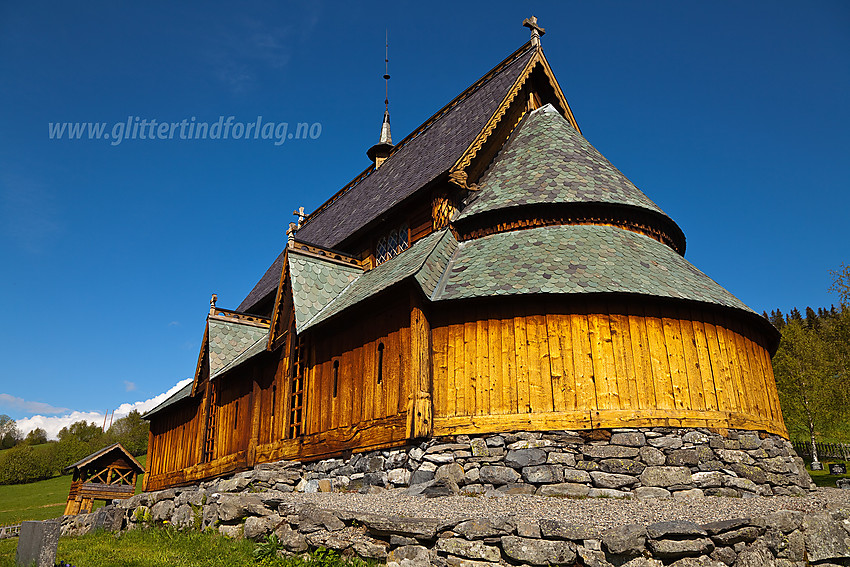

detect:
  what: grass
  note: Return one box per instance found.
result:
[0,527,378,567]
[806,462,850,488]
[0,454,146,526]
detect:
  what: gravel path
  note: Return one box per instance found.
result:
[284,487,850,537]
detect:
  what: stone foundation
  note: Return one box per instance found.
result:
[289,428,813,499]
[61,490,850,567]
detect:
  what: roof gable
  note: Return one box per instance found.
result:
[208,317,269,377]
[62,442,145,474]
[289,250,363,332]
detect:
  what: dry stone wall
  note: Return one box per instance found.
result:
[60,486,850,567]
[293,428,814,499]
[58,427,838,567]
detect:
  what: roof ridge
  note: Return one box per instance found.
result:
[298,42,535,230]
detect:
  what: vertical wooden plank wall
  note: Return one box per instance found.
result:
[306,297,411,435]
[431,299,785,436]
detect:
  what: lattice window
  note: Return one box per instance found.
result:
[375,224,410,266]
[398,223,409,252]
[376,236,389,265]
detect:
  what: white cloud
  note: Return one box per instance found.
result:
[14,378,192,440]
[124,380,137,392]
[0,393,68,415]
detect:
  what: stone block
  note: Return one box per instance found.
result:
[522,465,564,484]
[547,452,577,466]
[453,518,515,539]
[610,432,647,447]
[640,446,667,465]
[536,482,590,498]
[590,471,639,489]
[801,512,850,562]
[667,449,700,467]
[603,523,646,556]
[640,466,693,488]
[583,445,641,459]
[634,487,672,500]
[436,538,501,562]
[505,448,547,468]
[501,535,576,565]
[478,465,520,485]
[16,520,60,567]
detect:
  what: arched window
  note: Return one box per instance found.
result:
[375,224,410,265]
[377,343,385,384]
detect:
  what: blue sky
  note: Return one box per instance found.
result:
[1,1,848,435]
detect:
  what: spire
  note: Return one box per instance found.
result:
[522,16,545,47]
[368,30,394,168]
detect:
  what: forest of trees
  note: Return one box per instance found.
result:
[767,264,850,461]
[0,410,149,485]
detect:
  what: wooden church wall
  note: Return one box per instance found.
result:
[430,296,786,437]
[253,292,414,465]
[147,397,203,482]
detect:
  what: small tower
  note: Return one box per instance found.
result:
[367,32,394,168]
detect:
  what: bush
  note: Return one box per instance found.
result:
[0,444,55,485]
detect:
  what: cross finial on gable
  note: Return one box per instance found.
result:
[522,16,545,47]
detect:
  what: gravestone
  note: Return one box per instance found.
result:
[810,461,824,471]
[828,462,846,475]
[15,520,60,567]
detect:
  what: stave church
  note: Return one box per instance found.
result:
[143,18,785,491]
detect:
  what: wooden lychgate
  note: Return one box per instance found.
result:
[63,443,145,516]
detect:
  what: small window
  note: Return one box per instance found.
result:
[271,385,277,426]
[234,401,239,430]
[375,224,411,266]
[332,360,339,398]
[377,343,384,385]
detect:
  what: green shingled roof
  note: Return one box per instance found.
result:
[289,251,362,333]
[142,382,192,420]
[208,318,270,376]
[434,224,753,314]
[300,230,456,331]
[457,105,672,223]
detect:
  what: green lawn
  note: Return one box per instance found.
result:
[0,527,375,567]
[0,528,258,567]
[807,462,850,488]
[0,454,146,525]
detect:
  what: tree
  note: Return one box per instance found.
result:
[773,319,837,461]
[106,410,149,456]
[830,263,850,306]
[0,415,21,449]
[23,428,48,446]
[58,420,103,444]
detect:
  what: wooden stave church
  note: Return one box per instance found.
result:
[143,25,785,492]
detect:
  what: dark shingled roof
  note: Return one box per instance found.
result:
[458,105,672,222]
[237,248,286,313]
[237,44,536,313]
[62,442,145,474]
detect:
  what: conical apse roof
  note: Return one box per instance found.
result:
[457,104,684,252]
